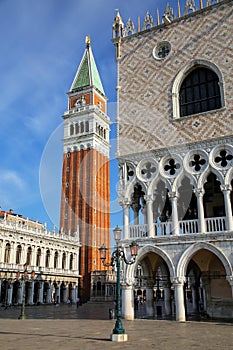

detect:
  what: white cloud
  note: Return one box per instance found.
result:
[0,170,26,190]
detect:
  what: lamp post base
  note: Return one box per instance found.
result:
[111,333,128,342]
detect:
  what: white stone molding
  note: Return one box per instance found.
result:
[220,184,233,231]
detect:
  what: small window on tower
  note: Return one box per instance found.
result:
[66,182,69,188]
[70,124,74,136]
[66,166,70,172]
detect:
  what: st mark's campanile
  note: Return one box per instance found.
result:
[60,37,111,301]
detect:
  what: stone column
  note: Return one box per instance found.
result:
[173,277,186,321]
[39,281,44,303]
[55,284,61,303]
[18,282,23,304]
[63,284,68,302]
[169,192,179,235]
[145,195,154,238]
[10,243,16,265]
[194,188,206,233]
[28,281,34,305]
[163,282,172,316]
[221,185,233,231]
[30,247,36,268]
[121,283,134,320]
[46,284,52,303]
[146,280,154,317]
[21,245,27,266]
[1,241,5,263]
[7,283,13,305]
[122,201,130,239]
[70,285,76,303]
[132,203,141,225]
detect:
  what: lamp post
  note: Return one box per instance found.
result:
[17,263,35,320]
[99,225,138,342]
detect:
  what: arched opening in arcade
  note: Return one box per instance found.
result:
[184,248,232,320]
[203,173,225,219]
[133,251,173,320]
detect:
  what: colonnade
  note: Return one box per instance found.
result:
[121,182,233,238]
[0,278,78,305]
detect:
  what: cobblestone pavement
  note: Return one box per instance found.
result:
[0,304,232,350]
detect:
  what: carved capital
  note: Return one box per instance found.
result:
[221,184,232,192]
[168,191,178,200]
[172,276,186,285]
[144,194,153,203]
[193,188,204,197]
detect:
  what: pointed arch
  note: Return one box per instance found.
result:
[125,245,175,283]
[177,242,233,278]
[172,60,224,119]
[198,167,224,189]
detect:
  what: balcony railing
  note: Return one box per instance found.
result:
[0,218,79,243]
[129,216,229,239]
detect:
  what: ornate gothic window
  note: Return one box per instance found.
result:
[179,67,221,117]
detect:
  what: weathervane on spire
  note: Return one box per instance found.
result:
[86,35,91,47]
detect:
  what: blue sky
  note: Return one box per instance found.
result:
[0,0,196,232]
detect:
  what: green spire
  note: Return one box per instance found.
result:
[70,38,105,95]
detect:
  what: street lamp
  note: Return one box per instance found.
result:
[17,263,35,320]
[99,225,138,342]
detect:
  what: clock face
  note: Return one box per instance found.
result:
[153,41,171,60]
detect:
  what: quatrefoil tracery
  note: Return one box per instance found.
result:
[214,149,233,168]
[141,162,156,179]
[164,158,181,176]
[189,154,206,172]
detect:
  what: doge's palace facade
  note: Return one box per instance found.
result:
[113,0,233,321]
